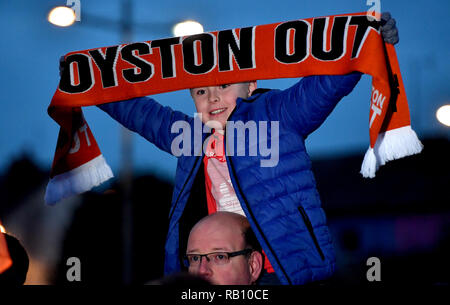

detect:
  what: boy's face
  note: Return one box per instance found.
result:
[190,82,257,129]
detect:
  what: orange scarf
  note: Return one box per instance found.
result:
[45,12,422,204]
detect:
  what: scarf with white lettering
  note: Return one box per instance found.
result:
[45,12,422,204]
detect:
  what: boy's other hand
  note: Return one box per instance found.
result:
[380,12,399,45]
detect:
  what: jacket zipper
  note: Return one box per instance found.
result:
[297,205,325,261]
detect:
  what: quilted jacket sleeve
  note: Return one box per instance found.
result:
[273,72,362,137]
[97,96,193,156]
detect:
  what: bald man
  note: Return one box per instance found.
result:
[184,212,263,285]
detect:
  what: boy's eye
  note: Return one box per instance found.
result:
[220,84,230,89]
[195,89,206,96]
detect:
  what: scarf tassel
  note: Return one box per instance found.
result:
[45,155,113,205]
[361,126,423,178]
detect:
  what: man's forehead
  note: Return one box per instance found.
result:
[186,246,230,254]
[186,232,237,253]
[187,223,244,252]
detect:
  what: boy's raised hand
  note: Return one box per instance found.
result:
[380,12,399,45]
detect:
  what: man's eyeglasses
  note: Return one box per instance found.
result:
[183,249,253,268]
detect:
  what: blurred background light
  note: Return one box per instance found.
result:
[48,6,76,27]
[172,20,204,37]
[436,105,450,127]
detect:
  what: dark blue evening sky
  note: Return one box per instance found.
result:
[1,0,449,181]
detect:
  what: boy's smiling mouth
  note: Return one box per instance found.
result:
[209,108,227,115]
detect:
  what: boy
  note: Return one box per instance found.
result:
[69,13,399,285]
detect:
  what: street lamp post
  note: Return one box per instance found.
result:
[119,0,134,285]
[120,0,133,284]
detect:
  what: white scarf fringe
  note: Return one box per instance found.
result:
[361,126,423,178]
[45,155,114,205]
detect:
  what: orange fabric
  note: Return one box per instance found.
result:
[48,109,102,177]
[203,156,218,215]
[0,232,13,274]
[47,12,411,202]
[262,250,275,273]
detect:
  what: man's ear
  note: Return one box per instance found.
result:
[248,250,263,284]
[248,81,257,96]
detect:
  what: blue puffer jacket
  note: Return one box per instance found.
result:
[98,72,361,285]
